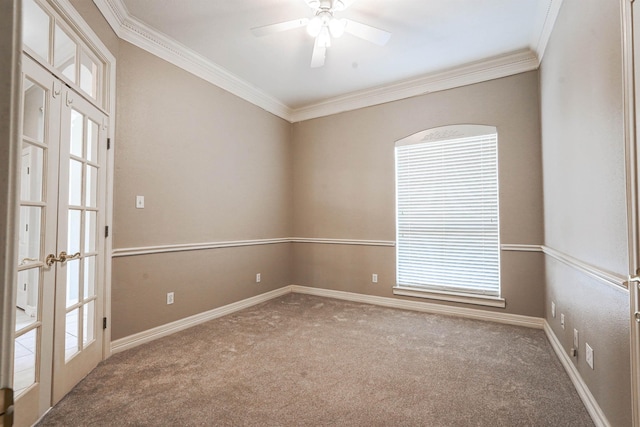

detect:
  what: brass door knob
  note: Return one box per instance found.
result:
[45,251,80,267]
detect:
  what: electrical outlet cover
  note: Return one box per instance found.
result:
[586,343,594,369]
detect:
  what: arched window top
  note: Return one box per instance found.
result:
[394,123,502,305]
[395,124,497,147]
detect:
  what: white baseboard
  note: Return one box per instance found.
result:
[110,286,291,353]
[110,284,604,427]
[290,285,544,329]
[112,284,545,355]
[543,322,610,427]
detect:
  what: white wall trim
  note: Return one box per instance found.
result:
[0,0,21,389]
[290,49,539,122]
[290,237,395,246]
[392,286,506,308]
[111,286,291,353]
[543,321,610,427]
[112,284,545,355]
[501,244,543,252]
[112,237,395,257]
[621,0,640,424]
[530,0,564,61]
[92,0,545,123]
[542,245,628,290]
[110,284,607,427]
[112,238,292,257]
[92,0,292,121]
[291,285,544,329]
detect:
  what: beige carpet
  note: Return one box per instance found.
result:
[37,293,594,426]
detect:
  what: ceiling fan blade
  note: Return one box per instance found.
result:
[251,18,309,37]
[343,19,391,46]
[310,38,326,68]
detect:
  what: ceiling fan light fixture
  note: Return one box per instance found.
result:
[307,15,323,37]
[317,26,331,48]
[329,18,346,38]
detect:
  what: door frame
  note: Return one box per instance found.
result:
[622,0,640,425]
[0,1,23,424]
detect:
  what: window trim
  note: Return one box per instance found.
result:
[392,286,506,308]
[394,124,502,306]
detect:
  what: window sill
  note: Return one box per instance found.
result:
[393,286,506,308]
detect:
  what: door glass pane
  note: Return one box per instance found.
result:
[20,144,44,202]
[22,79,46,143]
[80,50,98,99]
[85,211,97,253]
[68,209,81,255]
[86,165,98,208]
[18,206,41,263]
[69,160,83,206]
[86,119,98,163]
[22,0,50,62]
[54,24,77,83]
[65,309,80,361]
[15,268,39,331]
[84,256,96,298]
[70,110,83,157]
[83,301,95,346]
[66,259,80,307]
[14,329,37,395]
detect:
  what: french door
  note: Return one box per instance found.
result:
[13,54,107,426]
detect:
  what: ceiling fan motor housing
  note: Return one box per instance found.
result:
[306,0,346,12]
[306,2,346,39]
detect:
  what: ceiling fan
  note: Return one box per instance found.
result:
[251,0,391,68]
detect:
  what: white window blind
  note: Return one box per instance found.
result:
[395,125,500,296]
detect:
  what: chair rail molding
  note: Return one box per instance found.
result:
[112,237,396,257]
[541,246,628,290]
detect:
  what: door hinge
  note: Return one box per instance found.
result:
[0,387,14,426]
[107,138,111,150]
[105,226,109,238]
[103,317,107,330]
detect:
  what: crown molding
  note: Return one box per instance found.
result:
[92,0,293,121]
[530,0,564,62]
[93,0,558,123]
[289,49,539,122]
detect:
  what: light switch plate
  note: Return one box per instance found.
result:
[136,195,145,209]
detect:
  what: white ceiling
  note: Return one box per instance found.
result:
[94,0,561,121]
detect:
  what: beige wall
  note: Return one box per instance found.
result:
[51,3,634,425]
[540,0,631,425]
[110,41,293,339]
[292,71,546,317]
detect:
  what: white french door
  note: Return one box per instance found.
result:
[52,65,107,404]
[13,54,107,427]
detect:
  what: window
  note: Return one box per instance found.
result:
[394,125,502,306]
[22,0,104,105]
